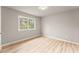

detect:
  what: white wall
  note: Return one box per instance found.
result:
[42,9,79,43]
[1,7,41,45]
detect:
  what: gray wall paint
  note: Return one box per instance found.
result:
[0,6,1,45]
[42,9,79,43]
[1,7,41,44]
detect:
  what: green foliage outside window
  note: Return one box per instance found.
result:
[18,16,36,31]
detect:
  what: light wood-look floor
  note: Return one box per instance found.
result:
[1,37,79,53]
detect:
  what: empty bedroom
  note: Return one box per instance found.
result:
[0,6,79,53]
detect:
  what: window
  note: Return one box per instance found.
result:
[18,16,36,31]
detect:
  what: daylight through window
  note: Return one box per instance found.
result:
[18,16,36,31]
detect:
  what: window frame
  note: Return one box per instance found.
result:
[28,17,36,30]
[18,15,36,31]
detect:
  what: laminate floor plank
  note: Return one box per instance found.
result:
[1,37,79,53]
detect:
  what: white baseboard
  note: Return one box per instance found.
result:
[44,35,79,45]
[2,35,41,47]
[2,34,79,48]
